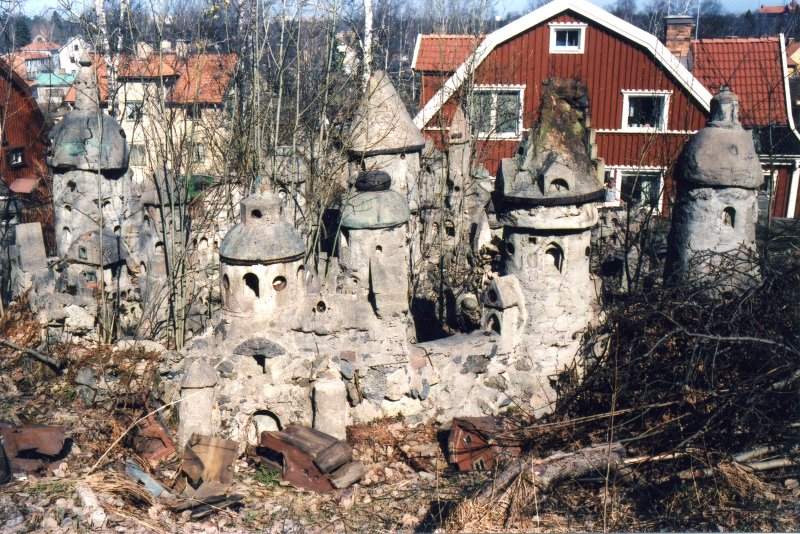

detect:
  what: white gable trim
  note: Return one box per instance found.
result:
[413,0,713,129]
[411,34,423,71]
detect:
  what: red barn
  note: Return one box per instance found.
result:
[412,0,800,217]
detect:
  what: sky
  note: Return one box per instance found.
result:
[19,0,775,17]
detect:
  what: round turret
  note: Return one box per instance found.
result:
[341,171,410,230]
[219,195,305,265]
[49,54,129,173]
[219,192,308,318]
[674,88,762,189]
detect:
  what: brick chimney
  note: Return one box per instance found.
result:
[664,15,695,59]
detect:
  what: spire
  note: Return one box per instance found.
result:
[74,51,100,112]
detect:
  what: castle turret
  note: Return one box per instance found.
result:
[664,88,761,286]
[346,71,425,208]
[219,193,308,322]
[338,170,410,319]
[49,53,133,258]
[494,79,604,369]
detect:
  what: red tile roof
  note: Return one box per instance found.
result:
[117,54,178,78]
[691,38,789,127]
[758,5,789,13]
[412,34,483,72]
[169,54,238,104]
[20,40,60,52]
[64,53,237,105]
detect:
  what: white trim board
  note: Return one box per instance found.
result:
[413,0,713,129]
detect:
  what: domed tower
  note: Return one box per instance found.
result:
[219,193,307,322]
[664,88,762,285]
[346,71,426,209]
[494,79,604,359]
[338,170,411,319]
[49,53,132,257]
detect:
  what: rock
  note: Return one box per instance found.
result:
[360,370,387,401]
[384,367,410,401]
[462,354,489,374]
[339,360,355,380]
[233,338,286,358]
[313,379,349,440]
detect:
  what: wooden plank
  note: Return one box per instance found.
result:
[314,441,353,474]
[329,461,366,489]
[188,434,238,485]
[280,425,338,458]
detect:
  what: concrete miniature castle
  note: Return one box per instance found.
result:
[7,66,761,449]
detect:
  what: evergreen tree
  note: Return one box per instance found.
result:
[14,17,32,47]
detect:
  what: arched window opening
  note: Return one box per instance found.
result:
[222,274,230,290]
[113,225,121,235]
[67,180,76,192]
[723,207,736,228]
[486,288,498,304]
[487,314,501,334]
[545,243,564,273]
[244,273,260,297]
[548,179,570,193]
[585,246,591,258]
[315,300,327,313]
[251,209,262,219]
[296,265,305,277]
[140,262,147,275]
[64,204,72,212]
[272,276,287,291]
[375,245,382,254]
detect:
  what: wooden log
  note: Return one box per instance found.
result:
[329,460,366,489]
[314,441,353,474]
[477,442,626,500]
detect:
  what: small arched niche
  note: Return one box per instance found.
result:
[486,313,501,334]
[244,273,260,298]
[545,243,564,273]
[548,178,570,193]
[222,273,230,291]
[272,276,287,292]
[723,206,736,228]
[247,410,282,446]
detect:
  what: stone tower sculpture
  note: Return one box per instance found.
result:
[664,88,762,286]
[49,53,132,259]
[338,170,411,321]
[218,192,308,325]
[494,79,604,376]
[345,71,426,209]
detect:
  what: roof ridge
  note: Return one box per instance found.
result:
[692,37,780,43]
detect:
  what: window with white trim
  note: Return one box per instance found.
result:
[622,91,671,131]
[620,170,663,210]
[124,101,144,122]
[469,87,524,138]
[549,23,586,54]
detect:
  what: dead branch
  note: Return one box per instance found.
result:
[0,337,62,374]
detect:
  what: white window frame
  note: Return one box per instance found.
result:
[470,84,525,140]
[549,23,587,54]
[608,167,665,213]
[124,100,144,122]
[621,90,671,132]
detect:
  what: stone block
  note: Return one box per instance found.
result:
[313,379,349,440]
[14,223,47,273]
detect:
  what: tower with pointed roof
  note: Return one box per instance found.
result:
[664,88,761,286]
[345,71,426,210]
[493,79,604,376]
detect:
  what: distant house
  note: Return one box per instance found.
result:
[58,36,89,75]
[412,0,800,218]
[31,72,75,111]
[63,50,239,181]
[757,0,800,14]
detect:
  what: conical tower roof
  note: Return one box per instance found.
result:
[497,78,603,207]
[346,71,426,157]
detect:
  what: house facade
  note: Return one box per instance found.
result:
[412,0,800,218]
[63,52,238,184]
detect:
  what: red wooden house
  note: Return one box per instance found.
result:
[412,0,800,217]
[0,59,50,246]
